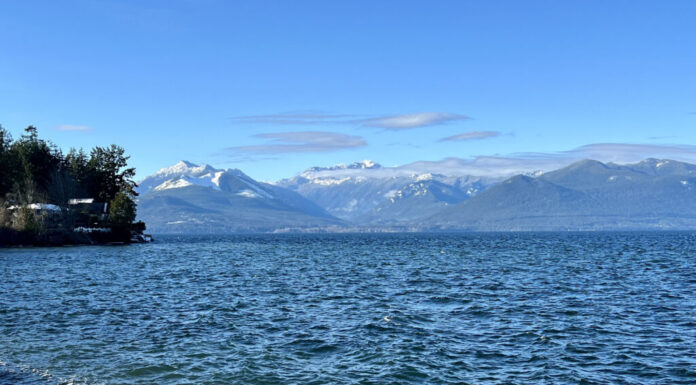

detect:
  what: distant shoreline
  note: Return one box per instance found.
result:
[5,227,692,247]
[148,228,696,237]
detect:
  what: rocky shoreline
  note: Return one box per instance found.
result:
[0,228,153,247]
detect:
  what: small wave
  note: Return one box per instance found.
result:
[0,359,99,385]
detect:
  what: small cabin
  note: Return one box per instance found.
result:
[5,203,64,229]
[68,198,108,227]
[8,203,62,213]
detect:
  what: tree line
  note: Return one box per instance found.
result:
[0,125,143,243]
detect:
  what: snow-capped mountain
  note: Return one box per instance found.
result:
[303,160,382,174]
[277,160,501,224]
[136,161,342,233]
[139,161,265,196]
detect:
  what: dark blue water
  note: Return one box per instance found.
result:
[1,233,695,384]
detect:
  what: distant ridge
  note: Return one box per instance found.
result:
[427,158,696,230]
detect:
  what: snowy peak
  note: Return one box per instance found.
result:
[144,160,227,193]
[290,160,384,186]
[153,172,225,192]
[154,178,194,191]
[635,158,687,171]
[305,160,382,173]
[139,161,279,201]
[413,173,433,181]
[352,160,380,169]
[639,158,668,167]
[524,170,545,178]
[155,160,219,178]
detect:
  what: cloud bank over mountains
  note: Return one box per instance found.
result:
[292,142,696,179]
[411,143,696,177]
[564,143,696,163]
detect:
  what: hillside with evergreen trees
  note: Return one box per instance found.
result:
[0,125,146,245]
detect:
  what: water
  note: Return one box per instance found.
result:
[1,233,695,384]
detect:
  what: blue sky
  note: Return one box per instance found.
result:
[1,0,695,180]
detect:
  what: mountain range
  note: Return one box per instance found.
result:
[136,158,696,233]
[136,161,342,233]
[427,158,696,230]
[276,160,499,225]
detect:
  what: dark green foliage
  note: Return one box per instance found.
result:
[0,126,138,205]
[108,191,138,241]
[0,126,13,194]
[0,125,143,244]
[64,148,89,197]
[15,126,62,193]
[131,221,146,233]
[109,191,137,227]
[88,145,137,202]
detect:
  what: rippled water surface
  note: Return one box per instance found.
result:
[1,233,695,384]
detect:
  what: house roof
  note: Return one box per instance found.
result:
[68,198,95,204]
[8,203,61,211]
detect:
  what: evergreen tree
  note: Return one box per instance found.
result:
[109,191,137,227]
[108,191,137,240]
[0,124,144,242]
[13,125,61,196]
[88,145,137,202]
[64,148,90,197]
[0,125,12,196]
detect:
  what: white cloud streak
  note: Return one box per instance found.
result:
[439,131,500,142]
[232,111,468,130]
[55,124,91,131]
[232,112,356,125]
[358,112,468,130]
[227,131,367,154]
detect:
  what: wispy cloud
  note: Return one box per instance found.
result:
[232,111,468,130]
[232,112,357,125]
[226,131,367,155]
[55,124,92,131]
[358,112,468,130]
[439,131,500,142]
